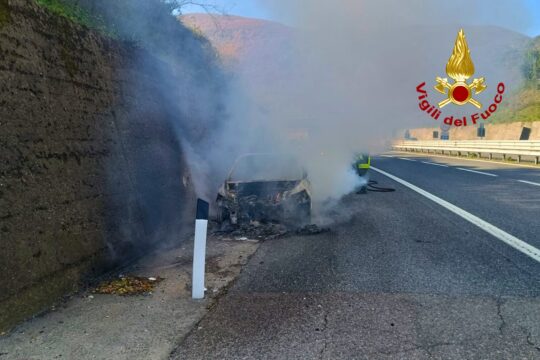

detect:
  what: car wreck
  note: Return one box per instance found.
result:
[216,154,312,227]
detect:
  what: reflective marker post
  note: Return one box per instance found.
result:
[192,199,209,299]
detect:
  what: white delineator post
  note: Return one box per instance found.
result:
[192,199,209,299]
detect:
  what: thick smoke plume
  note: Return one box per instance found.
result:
[66,0,535,231]
[64,0,228,253]
[202,0,534,204]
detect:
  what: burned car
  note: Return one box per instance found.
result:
[216,154,312,226]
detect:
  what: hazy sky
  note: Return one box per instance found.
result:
[525,0,540,36]
[181,0,540,37]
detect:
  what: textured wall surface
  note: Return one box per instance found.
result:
[0,0,197,331]
[406,122,540,141]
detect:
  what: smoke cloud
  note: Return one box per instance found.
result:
[69,0,535,228]
[201,0,534,206]
[64,0,228,252]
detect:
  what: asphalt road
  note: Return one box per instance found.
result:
[171,154,540,360]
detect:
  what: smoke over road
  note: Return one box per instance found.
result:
[71,0,534,228]
[201,0,533,204]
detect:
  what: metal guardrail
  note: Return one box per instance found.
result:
[393,140,540,164]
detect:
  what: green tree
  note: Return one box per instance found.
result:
[521,37,540,86]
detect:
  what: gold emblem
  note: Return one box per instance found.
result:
[435,29,486,109]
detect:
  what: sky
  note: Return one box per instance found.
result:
[525,0,540,36]
[181,0,540,37]
[180,1,272,20]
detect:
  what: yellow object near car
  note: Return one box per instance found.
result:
[357,156,371,169]
[354,153,371,172]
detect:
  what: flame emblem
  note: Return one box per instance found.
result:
[434,29,486,108]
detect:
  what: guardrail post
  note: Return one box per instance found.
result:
[517,155,521,163]
[536,157,539,165]
[489,153,492,160]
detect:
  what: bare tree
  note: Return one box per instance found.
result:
[168,0,224,15]
[170,0,228,32]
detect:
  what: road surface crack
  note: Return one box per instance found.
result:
[496,297,507,335]
[318,308,329,359]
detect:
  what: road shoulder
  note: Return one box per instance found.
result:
[0,236,259,360]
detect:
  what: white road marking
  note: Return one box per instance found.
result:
[422,161,449,168]
[380,155,394,158]
[391,151,540,170]
[517,180,540,187]
[371,166,540,263]
[399,158,417,162]
[456,168,498,177]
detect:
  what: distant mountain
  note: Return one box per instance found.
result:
[180,14,293,69]
[180,14,297,111]
[181,15,528,74]
[181,14,537,124]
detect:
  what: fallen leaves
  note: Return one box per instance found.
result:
[94,276,163,296]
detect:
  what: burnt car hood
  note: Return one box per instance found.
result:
[233,180,300,197]
[219,179,311,200]
[217,179,312,225]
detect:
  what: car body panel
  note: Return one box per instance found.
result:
[217,154,312,225]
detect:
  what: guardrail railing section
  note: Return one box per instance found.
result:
[393,140,540,165]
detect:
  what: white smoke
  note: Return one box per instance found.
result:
[201,0,533,204]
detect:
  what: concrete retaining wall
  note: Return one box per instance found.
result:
[405,121,540,141]
[0,0,200,331]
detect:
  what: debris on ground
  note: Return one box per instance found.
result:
[232,221,289,240]
[213,221,288,240]
[295,224,330,236]
[212,221,330,240]
[94,276,164,296]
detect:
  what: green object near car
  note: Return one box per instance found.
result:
[353,153,371,177]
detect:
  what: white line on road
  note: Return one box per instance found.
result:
[371,166,540,263]
[517,180,540,187]
[399,158,417,162]
[422,161,449,168]
[391,151,540,170]
[380,155,394,158]
[456,168,498,177]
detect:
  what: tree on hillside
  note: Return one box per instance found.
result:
[168,0,222,14]
[522,37,540,88]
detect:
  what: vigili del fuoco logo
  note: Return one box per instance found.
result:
[416,29,506,127]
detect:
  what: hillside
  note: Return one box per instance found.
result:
[181,14,293,69]
[180,15,529,78]
[180,14,535,126]
[180,13,297,113]
[491,36,540,123]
